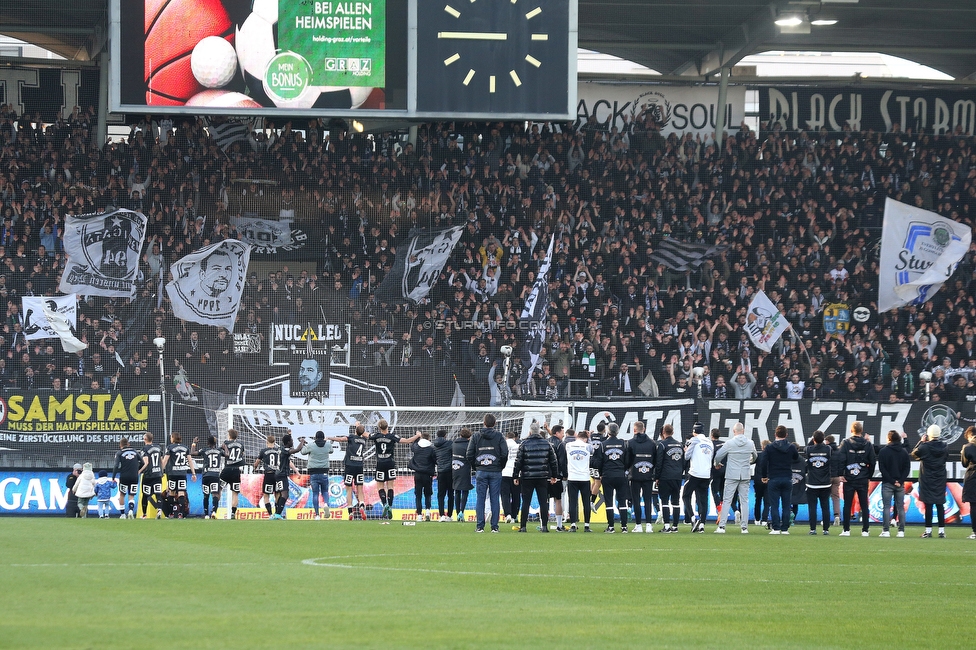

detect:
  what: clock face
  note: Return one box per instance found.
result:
[416,0,571,116]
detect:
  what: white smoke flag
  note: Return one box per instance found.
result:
[520,237,555,380]
[375,226,464,304]
[41,301,87,353]
[23,295,77,341]
[166,240,252,331]
[744,290,788,353]
[879,198,972,313]
[60,208,148,297]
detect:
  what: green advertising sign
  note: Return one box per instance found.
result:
[278,1,387,88]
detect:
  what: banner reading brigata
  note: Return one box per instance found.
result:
[0,392,163,458]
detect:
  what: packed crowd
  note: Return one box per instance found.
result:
[2,103,976,404]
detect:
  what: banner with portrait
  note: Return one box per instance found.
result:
[166,240,252,331]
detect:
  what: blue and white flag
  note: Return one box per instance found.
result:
[520,237,555,381]
[879,198,972,313]
[166,240,252,331]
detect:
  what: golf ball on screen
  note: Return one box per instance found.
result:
[191,36,238,89]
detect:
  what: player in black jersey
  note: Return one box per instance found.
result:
[192,435,225,519]
[369,419,421,519]
[139,432,164,518]
[275,433,301,519]
[327,423,369,520]
[589,422,607,505]
[162,432,196,518]
[220,429,246,519]
[112,437,142,518]
[254,434,282,518]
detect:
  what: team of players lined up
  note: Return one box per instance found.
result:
[109,417,976,538]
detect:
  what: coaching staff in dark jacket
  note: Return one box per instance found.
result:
[433,429,454,521]
[838,421,876,536]
[760,425,799,534]
[804,431,833,535]
[877,430,911,537]
[513,422,558,533]
[913,424,949,538]
[466,414,509,533]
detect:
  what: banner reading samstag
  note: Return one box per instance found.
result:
[0,392,164,463]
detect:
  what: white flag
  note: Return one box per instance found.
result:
[375,226,464,304]
[879,198,972,313]
[41,301,87,353]
[23,295,77,342]
[520,237,555,380]
[59,208,148,297]
[744,290,789,353]
[166,240,252,331]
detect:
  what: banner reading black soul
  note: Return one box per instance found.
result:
[0,392,164,468]
[759,86,976,135]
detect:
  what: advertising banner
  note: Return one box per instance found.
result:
[577,82,746,135]
[759,86,976,134]
[0,392,164,463]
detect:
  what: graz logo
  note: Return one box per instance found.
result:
[451,460,464,471]
[917,404,964,446]
[933,226,950,247]
[631,90,673,128]
[636,464,651,474]
[667,448,683,460]
[606,449,623,460]
[811,459,825,468]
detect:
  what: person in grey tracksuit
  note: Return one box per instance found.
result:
[713,422,757,533]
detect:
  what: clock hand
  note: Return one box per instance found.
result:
[437,31,508,41]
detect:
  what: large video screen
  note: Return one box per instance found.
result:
[115,0,407,113]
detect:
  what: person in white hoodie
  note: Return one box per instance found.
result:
[683,422,714,532]
[713,422,757,533]
[72,462,97,518]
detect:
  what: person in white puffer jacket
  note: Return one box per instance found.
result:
[72,462,97,518]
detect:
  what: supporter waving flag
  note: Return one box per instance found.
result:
[166,240,252,331]
[879,198,972,313]
[520,237,555,381]
[744,290,789,353]
[375,226,464,304]
[59,208,148,298]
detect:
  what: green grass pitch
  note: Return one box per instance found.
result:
[1,519,974,649]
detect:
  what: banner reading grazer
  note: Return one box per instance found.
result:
[0,392,164,460]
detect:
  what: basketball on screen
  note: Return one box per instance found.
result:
[145,0,235,105]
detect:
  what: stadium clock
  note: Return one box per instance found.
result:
[416,0,571,116]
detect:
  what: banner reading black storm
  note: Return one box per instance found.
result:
[0,392,164,466]
[759,86,976,134]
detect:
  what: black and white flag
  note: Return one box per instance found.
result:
[520,237,555,380]
[208,118,252,151]
[59,208,148,297]
[649,238,729,272]
[166,240,251,331]
[375,226,463,304]
[23,295,77,342]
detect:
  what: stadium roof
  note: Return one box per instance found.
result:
[1,0,976,80]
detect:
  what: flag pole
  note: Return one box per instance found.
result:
[787,323,816,380]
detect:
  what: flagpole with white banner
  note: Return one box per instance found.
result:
[878,198,972,313]
[743,290,789,353]
[520,236,555,383]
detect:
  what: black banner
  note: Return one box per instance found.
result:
[704,398,973,464]
[0,67,100,122]
[758,86,976,134]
